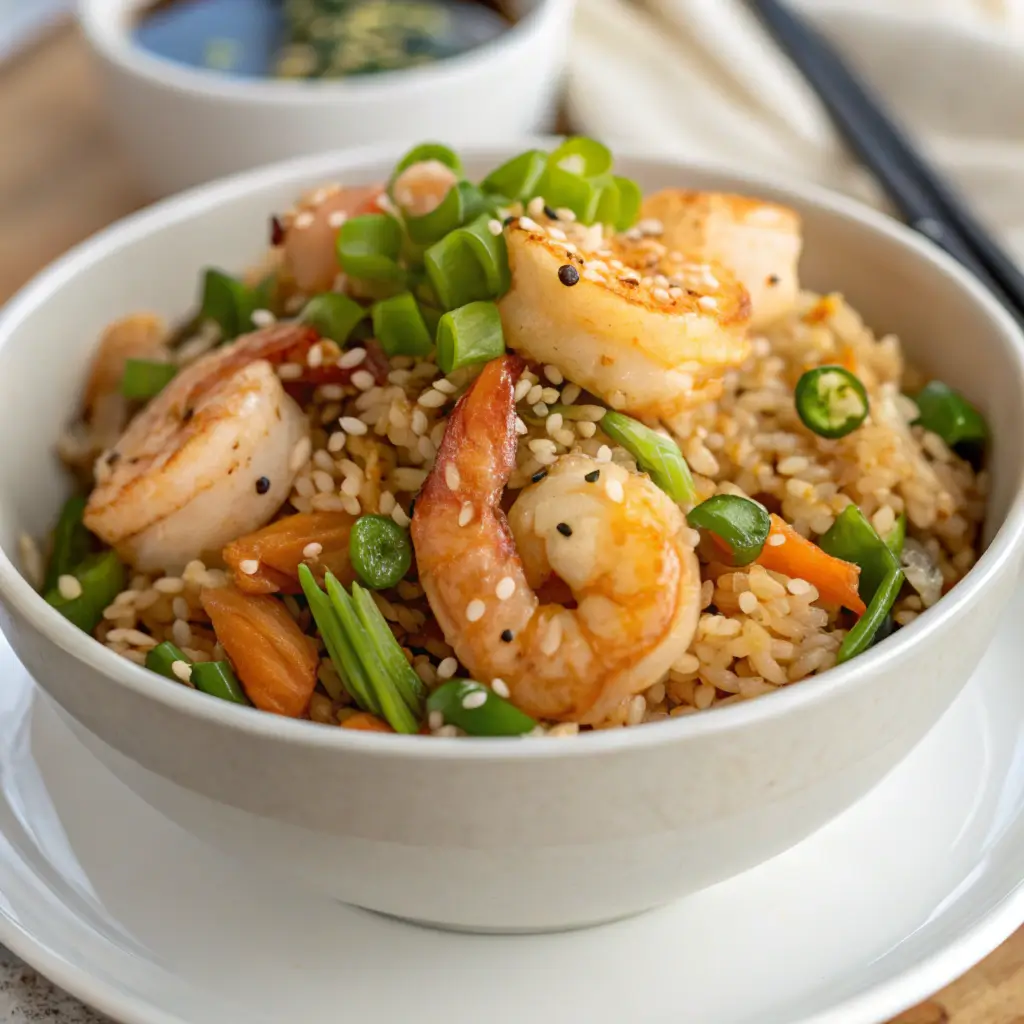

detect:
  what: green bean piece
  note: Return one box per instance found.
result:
[794,366,870,439]
[349,515,413,589]
[192,661,251,705]
[687,495,771,566]
[300,293,368,346]
[145,641,191,681]
[837,565,904,663]
[120,359,178,401]
[44,550,126,634]
[600,411,696,504]
[426,680,537,737]
[43,495,90,593]
[819,504,900,603]
[913,381,987,450]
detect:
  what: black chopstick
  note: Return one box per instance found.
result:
[747,0,1024,322]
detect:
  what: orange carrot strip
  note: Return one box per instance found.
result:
[756,515,866,615]
[341,712,395,733]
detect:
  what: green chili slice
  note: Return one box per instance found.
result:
[819,504,899,603]
[912,381,987,450]
[349,514,413,589]
[120,358,178,401]
[300,293,368,345]
[837,565,904,663]
[436,301,506,375]
[426,679,537,737]
[795,366,870,439]
[687,495,771,566]
[43,495,91,593]
[600,411,696,504]
[44,550,125,634]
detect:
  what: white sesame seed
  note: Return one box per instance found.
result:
[555,207,577,222]
[540,387,560,405]
[338,347,367,369]
[495,576,515,600]
[527,196,546,218]
[171,619,192,647]
[239,559,260,576]
[739,591,759,614]
[532,402,549,418]
[541,616,563,655]
[341,476,361,498]
[313,469,335,493]
[561,383,581,405]
[437,657,458,680]
[154,577,185,594]
[172,597,190,621]
[514,378,532,402]
[303,542,323,560]
[547,226,567,241]
[338,416,368,436]
[350,370,375,391]
[250,308,276,328]
[445,464,461,492]
[171,660,193,683]
[652,287,671,304]
[787,578,812,595]
[458,502,475,527]
[563,242,578,255]
[466,599,486,622]
[768,533,787,547]
[294,211,315,229]
[519,216,540,232]
[391,505,411,528]
[491,678,511,698]
[596,444,613,463]
[327,432,346,453]
[606,478,625,503]
[289,436,312,471]
[379,491,397,515]
[428,710,444,730]
[433,379,458,395]
[698,295,719,311]
[462,689,488,710]
[528,438,557,455]
[418,389,448,409]
[57,574,83,600]
[546,413,564,435]
[584,269,604,283]
[543,364,564,386]
[515,416,529,436]
[277,362,303,380]
[636,217,663,236]
[487,219,504,236]
[328,210,348,229]
[526,384,544,406]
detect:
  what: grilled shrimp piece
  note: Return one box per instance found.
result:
[498,216,752,417]
[640,190,802,330]
[84,325,316,573]
[411,356,702,725]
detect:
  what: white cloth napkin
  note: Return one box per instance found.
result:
[567,0,1024,259]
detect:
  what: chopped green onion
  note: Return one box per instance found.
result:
[419,303,444,337]
[687,495,771,566]
[192,661,250,705]
[44,550,125,634]
[600,411,696,504]
[43,495,90,593]
[547,137,614,179]
[299,565,379,713]
[794,366,870,439]
[532,166,601,225]
[426,679,537,737]
[912,381,987,450]
[436,301,506,375]
[480,149,548,201]
[424,229,490,310]
[837,565,904,663]
[594,181,622,229]
[199,268,260,341]
[336,214,406,285]
[458,213,510,296]
[349,514,413,589]
[120,358,178,401]
[885,513,906,559]
[390,142,464,182]
[371,292,433,358]
[404,182,464,246]
[145,641,191,681]
[300,293,367,345]
[456,181,496,225]
[819,504,899,603]
[611,176,643,230]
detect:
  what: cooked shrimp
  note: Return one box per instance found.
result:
[411,356,702,725]
[84,324,322,573]
[639,190,802,330]
[498,214,752,418]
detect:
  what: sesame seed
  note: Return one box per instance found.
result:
[585,469,600,483]
[558,264,580,287]
[327,210,348,229]
[350,370,375,391]
[698,295,719,311]
[339,416,368,435]
[457,502,474,527]
[418,389,448,409]
[462,690,488,710]
[540,387,560,404]
[652,287,671,304]
[445,464,461,492]
[636,217,663,236]
[583,269,603,283]
[546,413,564,435]
[306,345,324,369]
[171,660,193,684]
[556,522,573,537]
[528,438,557,455]
[277,362,303,380]
[768,534,786,547]
[519,216,540,232]
[578,421,597,438]
[327,432,346,453]
[433,379,458,395]
[543,204,559,220]
[541,617,563,655]
[547,226,567,242]
[437,657,458,679]
[487,219,504,236]
[787,578,812,595]
[239,559,260,575]
[392,505,411,528]
[544,364,564,385]
[466,599,486,622]
[514,378,532,402]
[428,710,444,730]
[303,542,323,560]
[527,196,546,218]
[606,479,625,503]
[251,308,276,328]
[556,207,577,222]
[289,436,312,471]
[294,211,315,229]
[338,347,367,369]
[532,403,549,418]
[561,383,581,405]
[496,576,516,600]
[526,384,544,405]
[500,629,514,643]
[596,445,612,463]
[515,416,528,436]
[531,469,548,483]
[739,592,759,614]
[491,678,511,698]
[270,215,285,246]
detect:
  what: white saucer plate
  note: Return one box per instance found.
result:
[0,585,1022,1024]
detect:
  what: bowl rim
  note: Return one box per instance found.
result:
[78,0,574,104]
[2,140,1024,762]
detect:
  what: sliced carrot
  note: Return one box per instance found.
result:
[756,515,866,615]
[223,511,357,596]
[200,585,319,718]
[341,712,395,733]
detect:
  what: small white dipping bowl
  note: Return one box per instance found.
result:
[80,0,575,198]
[1,146,1023,933]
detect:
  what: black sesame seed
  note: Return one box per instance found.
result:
[409,498,416,518]
[558,264,580,287]
[270,215,285,247]
[501,629,514,643]
[768,274,780,286]
[107,450,120,465]
[503,215,516,227]
[182,407,194,424]
[556,522,573,537]
[531,470,548,483]
[543,204,559,221]
[255,476,271,495]
[584,469,600,483]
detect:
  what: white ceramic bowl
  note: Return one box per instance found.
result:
[79,0,575,198]
[1,145,1023,934]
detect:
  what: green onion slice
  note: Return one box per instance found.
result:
[404,183,464,246]
[120,358,178,401]
[912,381,987,450]
[687,495,771,566]
[794,366,870,439]
[600,411,696,504]
[548,137,614,179]
[44,550,125,634]
[837,565,904,663]
[349,514,413,589]
[199,268,260,341]
[436,302,506,375]
[532,166,601,225]
[480,149,548,201]
[300,293,367,346]
[426,680,537,737]
[612,176,643,230]
[457,181,495,224]
[819,504,899,603]
[390,143,464,183]
[594,181,621,230]
[424,230,490,311]
[336,214,406,284]
[371,292,434,358]
[458,213,510,296]
[43,495,91,594]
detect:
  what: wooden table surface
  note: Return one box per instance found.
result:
[1,21,1023,1024]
